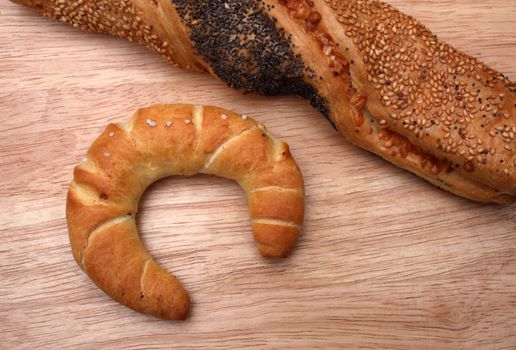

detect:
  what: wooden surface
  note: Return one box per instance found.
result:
[1,1,515,349]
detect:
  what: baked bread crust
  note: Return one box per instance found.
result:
[67,104,305,319]
[267,1,515,203]
[12,0,515,203]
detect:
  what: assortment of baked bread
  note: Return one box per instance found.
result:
[10,0,515,319]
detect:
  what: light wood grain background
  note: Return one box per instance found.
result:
[1,1,515,349]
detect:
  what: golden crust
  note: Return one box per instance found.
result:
[252,223,300,258]
[66,104,304,319]
[248,189,305,225]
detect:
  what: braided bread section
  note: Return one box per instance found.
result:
[66,104,305,320]
[15,0,514,203]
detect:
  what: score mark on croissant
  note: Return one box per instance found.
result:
[66,104,305,320]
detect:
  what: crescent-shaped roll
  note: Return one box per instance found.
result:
[66,104,305,320]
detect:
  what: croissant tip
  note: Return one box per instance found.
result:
[158,297,190,321]
[258,244,292,259]
[171,290,191,321]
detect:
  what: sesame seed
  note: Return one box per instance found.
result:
[242,114,248,120]
[104,152,111,158]
[220,114,228,120]
[146,118,157,127]
[165,120,173,127]
[184,119,192,125]
[108,131,115,137]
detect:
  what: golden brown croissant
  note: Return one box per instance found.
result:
[67,104,305,319]
[13,0,515,203]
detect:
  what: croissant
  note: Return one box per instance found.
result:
[67,104,305,319]
[12,0,515,203]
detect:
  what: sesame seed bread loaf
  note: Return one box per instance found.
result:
[13,0,515,203]
[67,104,305,319]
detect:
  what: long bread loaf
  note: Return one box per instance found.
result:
[13,0,516,203]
